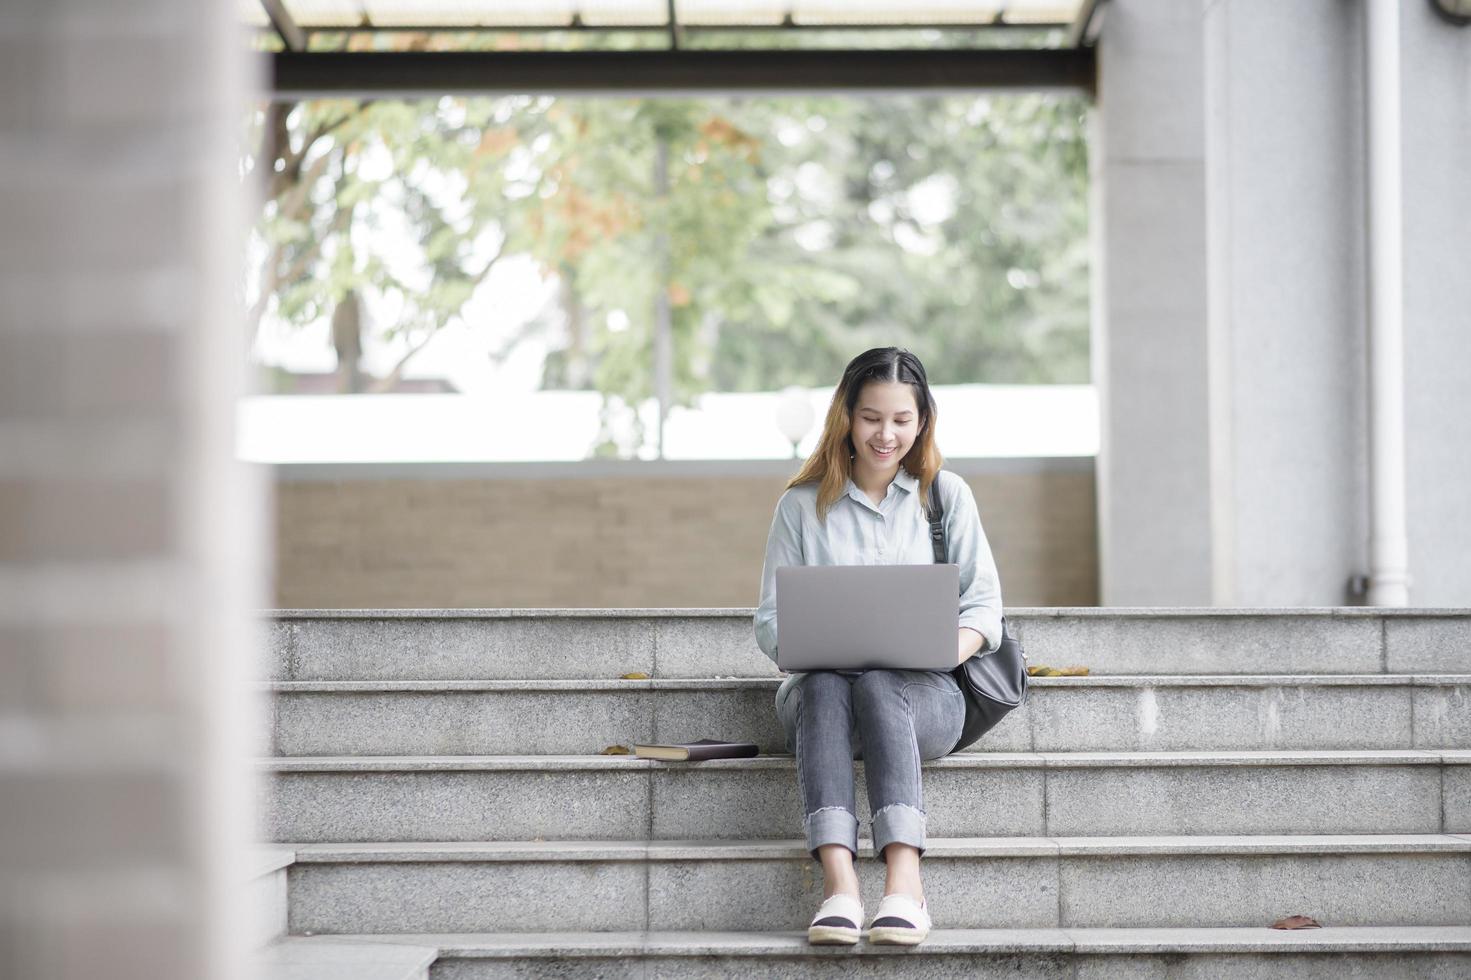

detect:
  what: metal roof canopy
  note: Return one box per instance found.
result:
[258,0,1104,98]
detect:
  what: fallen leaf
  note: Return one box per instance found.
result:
[619,672,650,680]
[600,745,631,755]
[1270,915,1321,930]
[1058,666,1091,676]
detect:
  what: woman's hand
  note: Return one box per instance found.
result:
[957,627,986,665]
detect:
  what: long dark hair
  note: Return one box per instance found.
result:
[786,347,944,522]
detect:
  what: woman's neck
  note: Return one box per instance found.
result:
[851,463,899,501]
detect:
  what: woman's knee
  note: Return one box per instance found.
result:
[851,667,904,690]
[777,672,851,746]
[849,671,917,742]
[851,669,963,758]
[910,683,965,759]
[790,670,853,715]
[849,668,909,709]
[800,670,852,697]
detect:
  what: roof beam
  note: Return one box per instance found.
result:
[1066,0,1106,48]
[260,0,307,52]
[253,21,1062,34]
[268,48,1096,99]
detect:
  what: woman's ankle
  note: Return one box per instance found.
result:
[822,877,860,900]
[816,843,860,899]
[882,886,925,903]
[880,842,924,902]
[881,876,924,902]
[821,865,860,899]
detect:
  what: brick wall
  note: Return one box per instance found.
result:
[273,459,1097,608]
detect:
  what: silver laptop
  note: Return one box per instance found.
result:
[775,564,960,671]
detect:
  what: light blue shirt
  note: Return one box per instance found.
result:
[753,467,1004,671]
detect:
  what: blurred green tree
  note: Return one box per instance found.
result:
[244,94,521,393]
[243,70,1089,452]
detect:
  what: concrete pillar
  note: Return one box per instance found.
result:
[0,2,265,979]
[1202,0,1370,605]
[1097,0,1471,606]
[1401,0,1471,605]
[1091,0,1213,604]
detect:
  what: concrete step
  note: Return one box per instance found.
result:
[266,608,1471,681]
[281,835,1471,935]
[246,848,294,951]
[257,750,1471,843]
[258,674,1471,756]
[297,927,1471,979]
[251,937,435,980]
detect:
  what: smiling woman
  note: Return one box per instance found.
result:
[753,346,1005,947]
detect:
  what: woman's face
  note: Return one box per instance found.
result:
[849,380,921,476]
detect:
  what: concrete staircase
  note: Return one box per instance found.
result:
[251,609,1471,977]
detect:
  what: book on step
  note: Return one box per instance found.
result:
[632,738,759,761]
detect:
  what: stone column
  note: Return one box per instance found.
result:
[1400,0,1471,605]
[1097,0,1471,606]
[0,2,265,979]
[1090,0,1213,604]
[1201,0,1370,606]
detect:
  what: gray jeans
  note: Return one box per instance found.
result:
[774,669,965,865]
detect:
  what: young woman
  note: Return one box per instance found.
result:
[753,347,1004,947]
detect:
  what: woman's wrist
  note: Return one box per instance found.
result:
[957,626,985,663]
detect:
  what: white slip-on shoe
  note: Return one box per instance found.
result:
[866,892,931,945]
[807,892,863,945]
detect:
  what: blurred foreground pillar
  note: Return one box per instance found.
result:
[0,3,266,979]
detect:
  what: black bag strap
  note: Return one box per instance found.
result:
[932,474,1012,647]
[927,476,946,563]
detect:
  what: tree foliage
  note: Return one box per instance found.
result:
[243,78,1090,452]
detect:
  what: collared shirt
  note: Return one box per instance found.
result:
[753,467,1004,672]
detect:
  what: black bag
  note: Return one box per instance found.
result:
[928,476,1028,752]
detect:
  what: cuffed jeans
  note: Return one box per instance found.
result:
[774,669,965,865]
